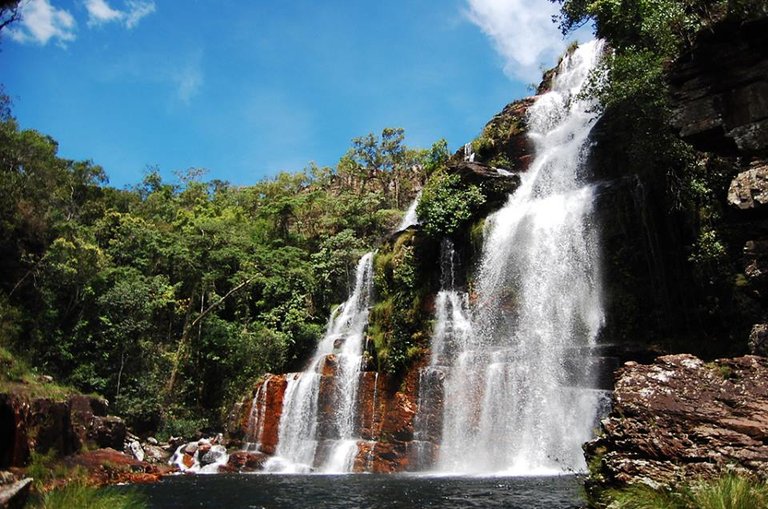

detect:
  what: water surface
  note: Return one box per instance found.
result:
[131,474,586,508]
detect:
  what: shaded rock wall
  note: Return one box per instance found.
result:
[670,16,768,155]
[585,354,768,494]
[0,393,126,468]
[668,14,768,355]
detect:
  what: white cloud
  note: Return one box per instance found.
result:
[83,0,155,29]
[465,0,572,81]
[125,0,156,29]
[8,0,77,46]
[84,0,122,26]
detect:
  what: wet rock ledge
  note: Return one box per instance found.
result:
[585,354,768,496]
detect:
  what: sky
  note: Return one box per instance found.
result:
[2,0,590,188]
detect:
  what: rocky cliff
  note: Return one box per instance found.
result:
[585,354,768,495]
[0,393,126,469]
[585,12,768,497]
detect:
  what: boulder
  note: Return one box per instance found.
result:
[142,444,170,464]
[126,440,144,462]
[87,416,126,450]
[585,354,768,496]
[748,324,768,356]
[225,451,269,472]
[199,445,227,467]
[728,160,768,210]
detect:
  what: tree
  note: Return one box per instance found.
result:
[0,0,20,34]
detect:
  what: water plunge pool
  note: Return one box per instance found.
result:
[128,473,586,508]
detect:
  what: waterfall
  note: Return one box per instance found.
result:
[464,142,475,162]
[244,379,269,451]
[397,191,422,231]
[411,239,473,470]
[266,252,374,473]
[435,40,607,475]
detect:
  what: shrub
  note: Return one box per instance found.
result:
[416,170,485,238]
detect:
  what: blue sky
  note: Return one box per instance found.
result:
[2,0,588,188]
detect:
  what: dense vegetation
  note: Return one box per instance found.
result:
[0,96,440,432]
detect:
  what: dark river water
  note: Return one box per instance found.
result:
[127,473,586,508]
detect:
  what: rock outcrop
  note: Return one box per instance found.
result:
[669,16,768,155]
[0,393,126,469]
[728,159,768,210]
[458,98,535,172]
[585,354,768,495]
[65,448,174,485]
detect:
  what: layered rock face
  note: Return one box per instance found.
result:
[670,16,768,155]
[585,354,768,493]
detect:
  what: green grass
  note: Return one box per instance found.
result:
[0,347,77,401]
[604,475,768,509]
[32,481,148,509]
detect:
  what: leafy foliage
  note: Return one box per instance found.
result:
[369,230,437,374]
[0,104,429,431]
[416,170,485,238]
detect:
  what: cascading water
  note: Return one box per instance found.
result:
[411,238,473,470]
[397,191,422,231]
[435,39,607,475]
[266,252,374,473]
[464,142,475,162]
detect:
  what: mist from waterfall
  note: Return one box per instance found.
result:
[435,39,607,475]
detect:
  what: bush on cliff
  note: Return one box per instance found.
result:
[416,170,485,238]
[369,229,437,374]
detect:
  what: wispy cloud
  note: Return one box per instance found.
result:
[84,0,156,29]
[8,0,77,46]
[174,62,203,104]
[465,0,570,81]
[100,49,205,104]
[124,0,155,28]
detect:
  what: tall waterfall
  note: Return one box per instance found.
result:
[435,40,607,474]
[266,252,374,473]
